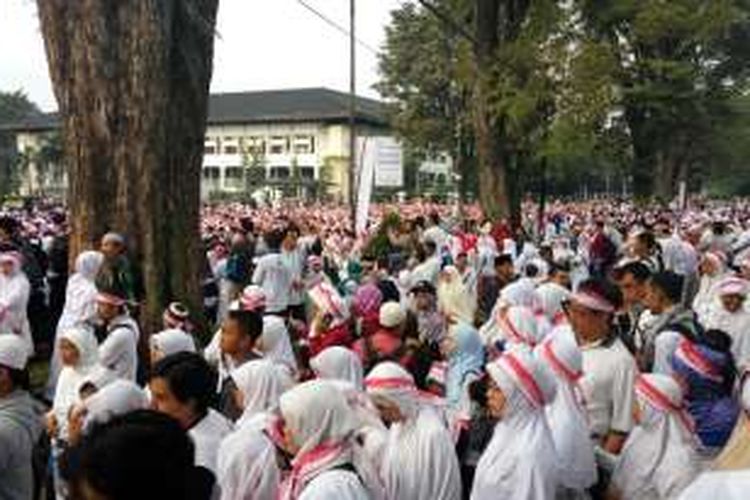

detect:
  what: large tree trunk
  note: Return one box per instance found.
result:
[37,0,218,334]
[473,0,513,221]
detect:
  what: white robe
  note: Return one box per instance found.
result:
[98,316,140,382]
[701,306,750,367]
[190,408,234,476]
[298,470,369,500]
[381,408,462,500]
[678,470,750,500]
[610,394,701,499]
[471,355,559,500]
[216,426,279,500]
[471,404,559,500]
[47,251,103,397]
[0,267,32,356]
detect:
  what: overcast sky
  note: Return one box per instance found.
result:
[0,0,406,111]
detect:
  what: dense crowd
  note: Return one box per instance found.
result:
[2,197,750,499]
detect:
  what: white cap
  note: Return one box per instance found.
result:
[0,335,29,370]
[379,302,406,328]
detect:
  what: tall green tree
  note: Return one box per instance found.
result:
[377,1,475,202]
[577,0,750,200]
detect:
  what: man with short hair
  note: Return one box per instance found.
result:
[216,307,264,419]
[150,352,233,483]
[565,279,637,456]
[0,335,42,500]
[95,289,141,382]
[637,271,701,373]
[613,261,652,353]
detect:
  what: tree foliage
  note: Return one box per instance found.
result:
[0,91,40,201]
[378,0,750,206]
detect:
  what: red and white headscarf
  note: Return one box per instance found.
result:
[473,348,559,500]
[611,373,700,499]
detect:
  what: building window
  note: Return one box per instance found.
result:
[204,144,216,154]
[224,166,244,189]
[300,166,315,180]
[269,166,290,179]
[245,137,266,155]
[269,136,288,155]
[293,136,315,155]
[203,166,221,179]
[224,145,238,155]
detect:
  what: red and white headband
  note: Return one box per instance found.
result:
[674,340,724,383]
[96,292,126,307]
[568,291,615,314]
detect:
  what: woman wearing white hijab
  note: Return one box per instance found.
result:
[47,251,104,397]
[216,425,280,500]
[534,334,597,497]
[48,325,99,442]
[0,252,32,355]
[692,251,728,321]
[311,346,364,390]
[471,348,559,500]
[277,380,384,500]
[609,373,701,500]
[216,360,285,500]
[149,328,196,364]
[229,359,285,429]
[438,266,476,325]
[365,361,462,500]
[257,315,298,382]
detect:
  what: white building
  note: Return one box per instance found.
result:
[3,88,452,200]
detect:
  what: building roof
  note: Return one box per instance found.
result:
[0,87,387,132]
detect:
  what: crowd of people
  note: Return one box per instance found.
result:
[2,197,750,499]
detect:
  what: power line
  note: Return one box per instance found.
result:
[296,0,379,56]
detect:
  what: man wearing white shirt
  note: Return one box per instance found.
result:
[150,352,233,484]
[252,228,292,315]
[564,279,637,456]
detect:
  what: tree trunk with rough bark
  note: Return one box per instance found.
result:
[37,0,219,334]
[473,0,514,221]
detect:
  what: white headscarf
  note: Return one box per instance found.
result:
[611,373,701,500]
[365,362,462,500]
[0,252,32,355]
[495,305,546,348]
[46,251,104,397]
[216,426,280,500]
[471,348,559,500]
[311,346,364,390]
[278,380,383,500]
[535,282,570,325]
[231,359,285,429]
[259,315,298,377]
[534,334,597,491]
[82,379,148,432]
[437,266,476,324]
[150,328,196,358]
[52,326,100,440]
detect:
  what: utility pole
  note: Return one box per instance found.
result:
[348,0,357,232]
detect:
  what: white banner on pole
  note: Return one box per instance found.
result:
[355,137,375,235]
